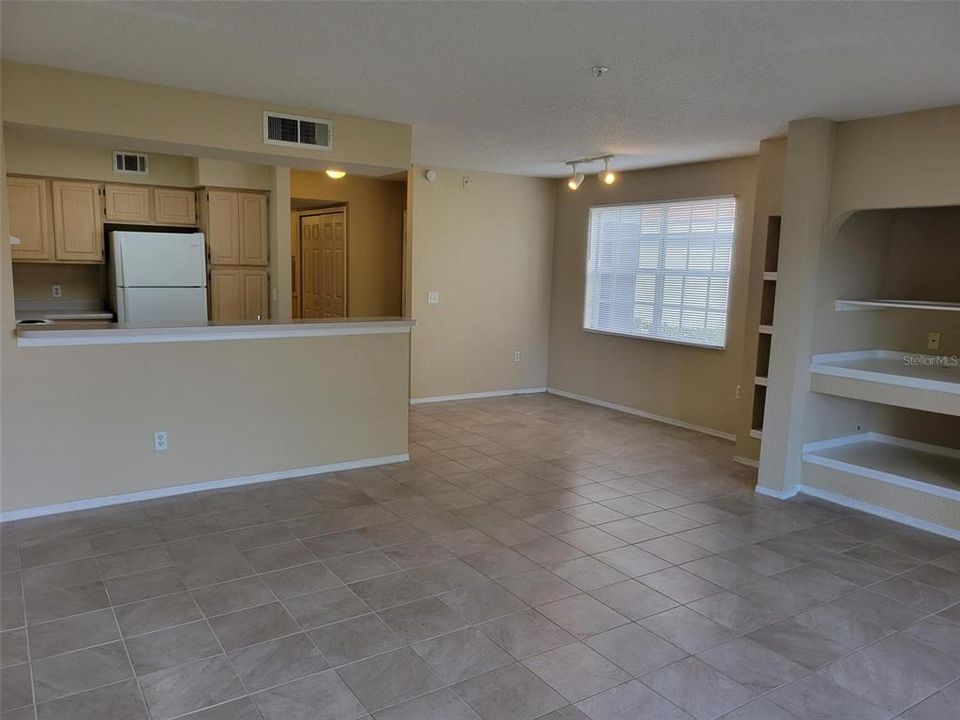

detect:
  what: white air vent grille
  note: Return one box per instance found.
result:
[113,151,148,175]
[263,112,332,150]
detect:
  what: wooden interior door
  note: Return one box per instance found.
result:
[300,210,346,318]
[300,215,323,318]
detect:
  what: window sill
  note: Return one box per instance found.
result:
[582,327,725,351]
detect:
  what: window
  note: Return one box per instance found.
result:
[583,196,736,348]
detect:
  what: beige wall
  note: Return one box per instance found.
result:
[1,333,410,512]
[548,156,758,437]
[4,125,196,186]
[410,166,555,399]
[291,171,405,318]
[11,263,105,304]
[3,62,411,174]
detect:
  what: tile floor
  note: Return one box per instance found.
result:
[1,393,959,720]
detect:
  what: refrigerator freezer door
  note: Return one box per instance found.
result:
[112,231,207,287]
[118,287,208,324]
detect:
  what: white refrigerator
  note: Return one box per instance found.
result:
[109,231,208,324]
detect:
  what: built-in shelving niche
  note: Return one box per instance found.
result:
[750,215,781,444]
[805,204,960,537]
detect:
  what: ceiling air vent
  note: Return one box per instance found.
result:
[264,111,333,150]
[113,151,148,175]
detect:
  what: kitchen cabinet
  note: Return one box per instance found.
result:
[242,267,269,320]
[8,176,53,262]
[199,189,268,266]
[51,180,103,263]
[239,193,268,265]
[202,189,241,265]
[103,184,150,223]
[154,188,197,225]
[209,266,269,321]
[209,266,243,321]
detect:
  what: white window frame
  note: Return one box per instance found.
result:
[582,195,737,350]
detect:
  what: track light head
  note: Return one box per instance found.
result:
[567,172,585,190]
[601,157,616,185]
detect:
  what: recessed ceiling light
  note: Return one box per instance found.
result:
[326,169,346,179]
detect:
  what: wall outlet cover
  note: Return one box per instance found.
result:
[52,285,62,298]
[154,431,168,451]
[427,291,440,305]
[927,332,941,351]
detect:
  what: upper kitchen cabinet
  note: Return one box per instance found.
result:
[154,188,197,225]
[8,176,53,262]
[199,188,268,266]
[51,180,104,263]
[103,184,151,223]
[201,189,240,265]
[239,193,268,266]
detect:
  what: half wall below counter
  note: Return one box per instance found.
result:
[1,318,414,518]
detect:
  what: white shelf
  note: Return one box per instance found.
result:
[763,272,778,281]
[804,433,960,502]
[750,428,763,440]
[759,325,773,335]
[810,350,960,416]
[754,376,768,387]
[835,299,960,312]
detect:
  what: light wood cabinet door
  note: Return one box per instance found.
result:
[103,184,150,223]
[52,180,103,263]
[8,176,53,262]
[238,193,268,266]
[154,188,197,225]
[242,268,269,320]
[208,266,243,322]
[203,190,240,265]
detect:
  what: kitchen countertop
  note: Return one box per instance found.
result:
[16,317,417,347]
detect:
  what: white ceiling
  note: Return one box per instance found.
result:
[2,1,958,177]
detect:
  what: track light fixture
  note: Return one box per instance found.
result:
[601,157,616,185]
[565,155,616,190]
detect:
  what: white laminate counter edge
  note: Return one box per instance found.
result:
[17,319,416,347]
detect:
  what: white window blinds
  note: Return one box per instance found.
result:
[584,196,736,348]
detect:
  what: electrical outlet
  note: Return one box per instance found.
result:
[427,291,440,305]
[735,384,741,400]
[928,332,941,351]
[52,285,62,298]
[513,351,521,362]
[154,431,168,451]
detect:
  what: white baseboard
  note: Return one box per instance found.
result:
[0,453,410,522]
[754,484,800,500]
[410,387,547,404]
[546,387,736,442]
[753,482,960,540]
[733,456,759,469]
[798,484,960,541]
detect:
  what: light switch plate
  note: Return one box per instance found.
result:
[427,291,440,305]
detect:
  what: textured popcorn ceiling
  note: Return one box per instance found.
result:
[2,1,958,177]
